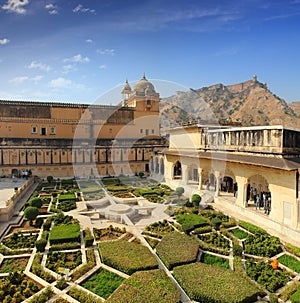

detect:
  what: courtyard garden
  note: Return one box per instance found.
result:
[1,177,300,303]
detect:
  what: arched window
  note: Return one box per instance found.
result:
[173,161,182,179]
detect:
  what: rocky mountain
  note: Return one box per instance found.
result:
[160,76,300,134]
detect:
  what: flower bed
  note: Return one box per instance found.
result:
[57,199,77,211]
[144,220,174,235]
[0,257,29,273]
[173,262,259,303]
[278,254,300,273]
[176,213,208,233]
[106,269,181,303]
[93,225,126,241]
[243,233,282,257]
[246,259,290,292]
[198,232,231,250]
[81,268,125,299]
[46,250,82,273]
[156,232,199,269]
[3,231,38,249]
[0,271,42,303]
[99,240,158,275]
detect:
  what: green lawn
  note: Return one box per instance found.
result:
[229,228,249,239]
[82,268,125,299]
[202,253,230,269]
[49,223,80,244]
[278,254,300,273]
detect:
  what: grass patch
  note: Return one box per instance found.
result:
[290,287,300,303]
[58,193,76,201]
[99,240,158,275]
[278,254,300,273]
[230,228,249,239]
[202,253,230,269]
[156,232,199,269]
[106,269,181,303]
[82,268,125,299]
[173,262,259,303]
[238,220,267,235]
[49,223,80,245]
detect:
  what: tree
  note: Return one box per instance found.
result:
[175,187,184,196]
[191,194,201,207]
[35,238,47,252]
[24,206,39,225]
[138,172,144,178]
[29,197,42,208]
[47,175,53,183]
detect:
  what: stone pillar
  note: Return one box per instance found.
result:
[235,175,248,207]
[182,164,189,185]
[214,171,220,197]
[198,168,203,190]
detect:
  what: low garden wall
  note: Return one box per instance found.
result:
[0,177,35,222]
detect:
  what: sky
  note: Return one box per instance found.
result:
[1,0,300,105]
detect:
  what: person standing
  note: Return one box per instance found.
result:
[256,194,261,210]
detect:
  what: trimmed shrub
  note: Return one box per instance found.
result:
[35,238,47,252]
[106,269,181,303]
[99,240,158,275]
[173,263,259,303]
[191,194,201,207]
[84,228,94,247]
[24,206,39,223]
[175,187,184,196]
[29,198,42,208]
[156,232,199,270]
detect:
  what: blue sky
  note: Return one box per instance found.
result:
[1,0,300,104]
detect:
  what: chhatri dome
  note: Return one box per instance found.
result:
[133,74,158,96]
[121,79,132,94]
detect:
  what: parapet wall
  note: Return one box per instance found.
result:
[227,80,254,92]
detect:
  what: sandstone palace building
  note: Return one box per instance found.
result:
[0,75,166,178]
[151,124,300,240]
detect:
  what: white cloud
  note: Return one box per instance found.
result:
[99,64,107,69]
[9,75,44,84]
[48,77,85,90]
[62,64,77,73]
[73,4,95,14]
[63,54,90,63]
[0,38,10,45]
[31,75,43,82]
[86,38,93,43]
[45,3,58,15]
[9,76,29,84]
[2,0,29,14]
[97,48,115,56]
[27,61,51,71]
